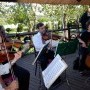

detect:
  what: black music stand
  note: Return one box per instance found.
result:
[42,54,67,89]
[32,42,50,90]
[32,42,50,65]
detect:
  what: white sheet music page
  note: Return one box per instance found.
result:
[42,54,68,89]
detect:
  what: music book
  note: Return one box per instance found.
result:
[42,54,68,89]
[32,42,50,65]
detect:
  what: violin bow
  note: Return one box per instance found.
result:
[2,35,16,81]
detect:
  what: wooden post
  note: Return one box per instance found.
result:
[67,24,71,41]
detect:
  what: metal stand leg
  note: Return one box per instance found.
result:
[34,60,42,90]
[62,56,72,90]
[39,62,48,90]
[38,62,42,90]
[64,69,72,90]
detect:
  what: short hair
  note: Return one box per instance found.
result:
[36,23,44,29]
[86,20,90,29]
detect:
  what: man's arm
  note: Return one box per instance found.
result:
[78,38,87,48]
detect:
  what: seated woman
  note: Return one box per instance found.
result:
[0,26,30,90]
[78,20,90,73]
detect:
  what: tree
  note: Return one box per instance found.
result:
[0,2,89,31]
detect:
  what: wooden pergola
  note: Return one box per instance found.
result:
[0,0,90,5]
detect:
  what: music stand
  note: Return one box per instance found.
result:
[32,42,50,90]
[53,40,78,90]
[42,54,68,89]
[32,42,50,65]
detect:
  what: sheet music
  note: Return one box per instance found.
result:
[42,54,68,89]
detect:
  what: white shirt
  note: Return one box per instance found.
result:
[0,63,11,75]
[32,32,59,51]
[32,32,45,52]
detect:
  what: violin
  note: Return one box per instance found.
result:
[0,52,15,63]
[0,41,23,48]
[0,42,30,63]
[0,42,21,63]
[42,31,62,40]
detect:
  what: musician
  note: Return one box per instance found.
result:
[32,23,54,71]
[78,20,90,73]
[79,8,90,31]
[0,26,30,90]
[32,23,61,87]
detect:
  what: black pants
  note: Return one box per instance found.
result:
[79,47,89,71]
[2,64,30,90]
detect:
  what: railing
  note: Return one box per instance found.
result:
[7,25,81,55]
[7,25,81,40]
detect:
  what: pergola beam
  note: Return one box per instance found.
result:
[0,0,90,5]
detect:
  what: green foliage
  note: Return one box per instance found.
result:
[0,2,89,31]
[38,17,50,22]
[17,24,23,32]
[6,28,12,33]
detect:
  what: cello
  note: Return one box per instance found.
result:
[85,41,90,68]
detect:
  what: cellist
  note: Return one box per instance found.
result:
[0,26,30,90]
[78,20,90,74]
